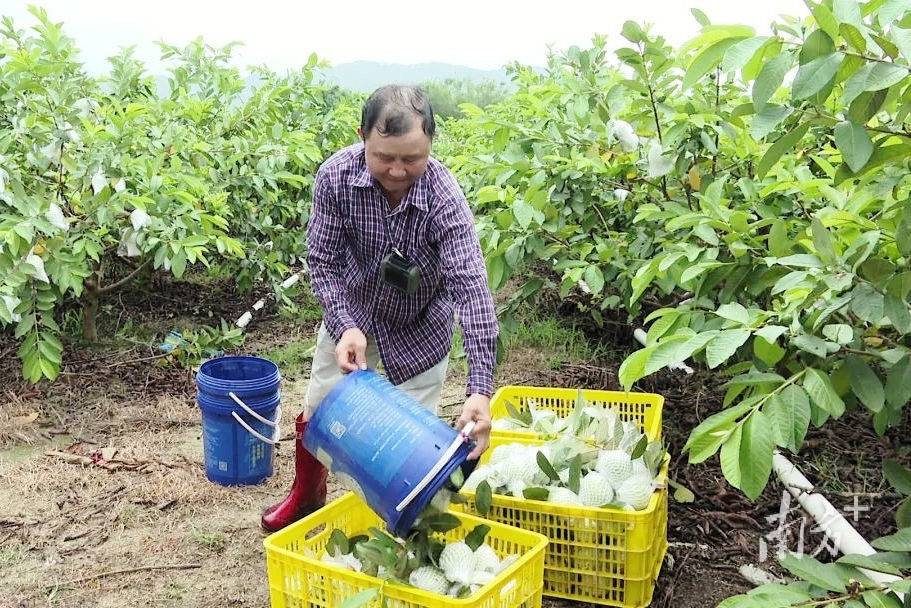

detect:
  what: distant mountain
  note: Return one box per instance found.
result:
[322,61,513,92]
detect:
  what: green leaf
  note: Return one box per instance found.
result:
[885,294,911,334]
[631,435,648,460]
[778,552,847,593]
[716,302,751,325]
[897,497,911,528]
[757,123,810,178]
[327,529,350,556]
[793,334,830,358]
[884,460,911,495]
[843,62,909,106]
[872,528,911,551]
[812,2,841,39]
[421,512,461,532]
[568,454,582,495]
[792,52,843,99]
[837,553,903,576]
[684,402,753,463]
[503,399,532,425]
[536,451,560,482]
[893,26,911,61]
[811,217,838,264]
[834,0,863,26]
[844,355,886,413]
[755,336,787,366]
[621,20,645,43]
[464,524,490,551]
[861,590,903,608]
[668,479,696,503]
[705,329,751,369]
[522,487,550,501]
[513,200,535,229]
[823,324,854,344]
[751,105,793,140]
[475,481,492,516]
[341,588,380,608]
[723,36,770,73]
[879,0,911,26]
[800,30,836,64]
[584,265,605,295]
[834,121,874,172]
[618,346,655,390]
[804,368,846,417]
[691,7,711,25]
[684,38,741,89]
[768,220,792,257]
[852,283,885,323]
[849,89,888,124]
[171,248,187,279]
[752,52,793,110]
[885,356,911,408]
[766,385,811,453]
[721,409,773,499]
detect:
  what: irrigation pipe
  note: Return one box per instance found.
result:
[772,450,905,599]
[234,270,306,329]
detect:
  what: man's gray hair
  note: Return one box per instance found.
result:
[360,84,436,138]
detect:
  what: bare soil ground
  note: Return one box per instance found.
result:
[1,277,908,608]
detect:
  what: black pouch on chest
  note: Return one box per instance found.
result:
[380,248,421,294]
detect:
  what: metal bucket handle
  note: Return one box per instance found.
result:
[228,391,281,445]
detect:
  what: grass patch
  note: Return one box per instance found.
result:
[450,313,599,372]
[278,285,324,326]
[508,315,597,368]
[189,528,226,553]
[262,338,316,379]
[0,542,26,568]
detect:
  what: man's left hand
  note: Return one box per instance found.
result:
[456,394,491,460]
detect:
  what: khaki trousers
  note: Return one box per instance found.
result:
[304,322,449,417]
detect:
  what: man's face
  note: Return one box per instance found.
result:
[360,119,431,201]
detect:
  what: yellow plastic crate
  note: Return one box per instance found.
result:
[264,492,548,608]
[457,435,668,608]
[490,385,664,442]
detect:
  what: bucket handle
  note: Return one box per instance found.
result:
[228,391,281,446]
[394,421,476,513]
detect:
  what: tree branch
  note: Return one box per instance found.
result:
[98,259,151,295]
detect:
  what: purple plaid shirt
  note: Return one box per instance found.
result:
[306,142,498,397]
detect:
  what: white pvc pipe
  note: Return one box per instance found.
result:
[280,273,301,289]
[633,328,694,374]
[235,311,252,328]
[772,451,904,596]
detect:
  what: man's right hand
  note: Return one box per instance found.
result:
[336,327,368,373]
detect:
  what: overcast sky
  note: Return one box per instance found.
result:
[1,0,808,74]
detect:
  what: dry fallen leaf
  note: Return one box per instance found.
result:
[11,411,39,426]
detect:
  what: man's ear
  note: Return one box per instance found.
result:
[357,127,365,141]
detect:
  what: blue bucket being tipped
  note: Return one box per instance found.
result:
[304,369,476,537]
[196,356,282,486]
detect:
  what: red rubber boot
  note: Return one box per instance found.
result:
[261,413,328,532]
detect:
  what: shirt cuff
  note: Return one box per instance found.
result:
[466,373,494,398]
[326,312,358,342]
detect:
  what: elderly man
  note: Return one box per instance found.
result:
[261,84,499,531]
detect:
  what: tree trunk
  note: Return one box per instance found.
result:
[82,277,99,342]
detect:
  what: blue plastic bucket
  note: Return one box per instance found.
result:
[196,356,282,486]
[304,369,476,537]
